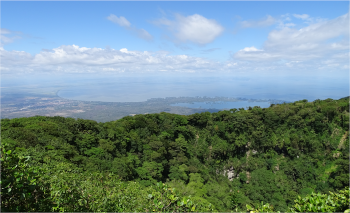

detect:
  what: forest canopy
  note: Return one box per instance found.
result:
[1,97,349,212]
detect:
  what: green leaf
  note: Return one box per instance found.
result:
[246,204,254,211]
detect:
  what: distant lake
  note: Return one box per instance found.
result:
[171,101,271,110]
[52,75,348,103]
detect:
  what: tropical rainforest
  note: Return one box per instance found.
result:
[1,97,349,212]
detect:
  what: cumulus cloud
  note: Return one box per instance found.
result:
[2,13,348,76]
[230,13,349,75]
[239,46,262,52]
[107,14,153,41]
[154,14,224,45]
[240,15,276,28]
[234,13,349,64]
[1,44,223,74]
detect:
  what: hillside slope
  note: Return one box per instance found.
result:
[1,97,349,211]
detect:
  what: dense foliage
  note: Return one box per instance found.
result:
[289,187,349,212]
[0,142,214,212]
[1,97,349,212]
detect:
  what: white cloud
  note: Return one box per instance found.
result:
[1,13,348,76]
[107,14,153,41]
[0,47,33,64]
[154,14,224,45]
[120,48,128,53]
[0,46,35,73]
[293,14,309,20]
[1,45,222,74]
[234,13,349,63]
[268,13,348,51]
[273,13,327,29]
[285,13,328,26]
[240,15,276,28]
[229,13,349,75]
[107,14,131,27]
[134,28,153,41]
[0,28,22,46]
[1,29,11,34]
[240,46,262,52]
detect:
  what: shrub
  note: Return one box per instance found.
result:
[289,187,350,212]
[0,143,50,211]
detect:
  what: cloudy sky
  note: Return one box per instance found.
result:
[1,1,348,76]
[1,1,349,102]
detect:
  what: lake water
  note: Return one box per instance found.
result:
[12,74,346,103]
[171,101,271,110]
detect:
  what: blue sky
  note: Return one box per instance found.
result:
[2,2,349,59]
[1,1,349,100]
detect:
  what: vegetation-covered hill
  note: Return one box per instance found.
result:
[1,97,349,212]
